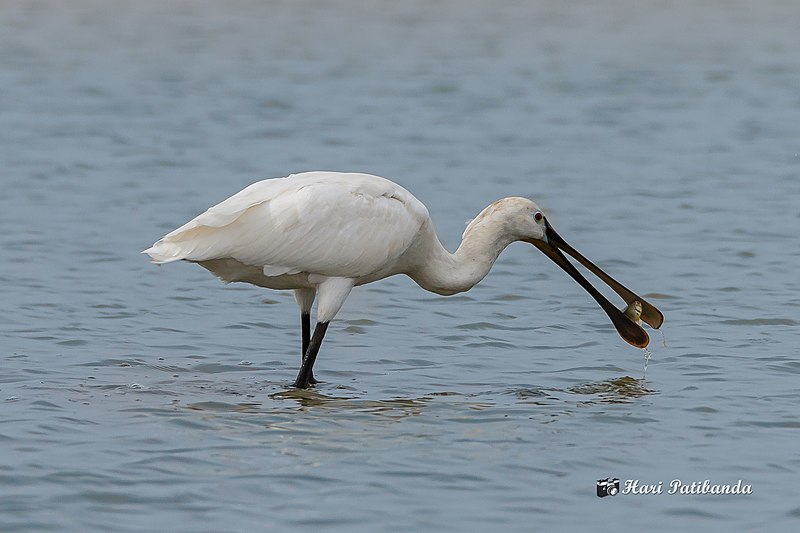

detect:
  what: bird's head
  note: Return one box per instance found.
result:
[471,197,664,348]
[463,197,547,242]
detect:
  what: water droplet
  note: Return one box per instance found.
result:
[643,347,652,378]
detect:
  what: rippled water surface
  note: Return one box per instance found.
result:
[2,1,799,531]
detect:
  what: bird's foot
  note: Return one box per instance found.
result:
[292,374,319,389]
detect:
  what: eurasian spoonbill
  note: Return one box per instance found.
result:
[143,171,663,388]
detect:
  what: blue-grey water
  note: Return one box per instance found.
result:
[2,1,799,531]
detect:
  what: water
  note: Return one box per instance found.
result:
[2,0,799,530]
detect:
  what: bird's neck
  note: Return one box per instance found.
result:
[410,220,515,296]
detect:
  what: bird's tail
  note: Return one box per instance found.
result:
[143,221,232,264]
[142,239,186,264]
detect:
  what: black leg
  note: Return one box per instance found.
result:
[294,321,329,389]
[301,313,311,356]
[301,313,318,385]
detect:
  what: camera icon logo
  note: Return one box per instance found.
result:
[597,477,620,497]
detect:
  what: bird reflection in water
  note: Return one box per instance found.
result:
[270,389,430,418]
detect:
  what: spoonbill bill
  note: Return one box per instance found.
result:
[144,171,663,388]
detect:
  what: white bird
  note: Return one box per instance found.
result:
[143,171,663,388]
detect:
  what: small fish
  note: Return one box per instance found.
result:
[624,300,643,326]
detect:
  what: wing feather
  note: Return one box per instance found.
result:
[143,172,429,279]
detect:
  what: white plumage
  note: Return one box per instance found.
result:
[146,172,427,278]
[144,171,662,388]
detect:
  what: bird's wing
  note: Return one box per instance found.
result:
[143,176,296,263]
[144,172,429,279]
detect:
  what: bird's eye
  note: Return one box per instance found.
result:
[534,211,544,223]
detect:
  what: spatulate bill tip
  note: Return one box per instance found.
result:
[627,331,650,349]
[617,321,650,348]
[640,302,664,330]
